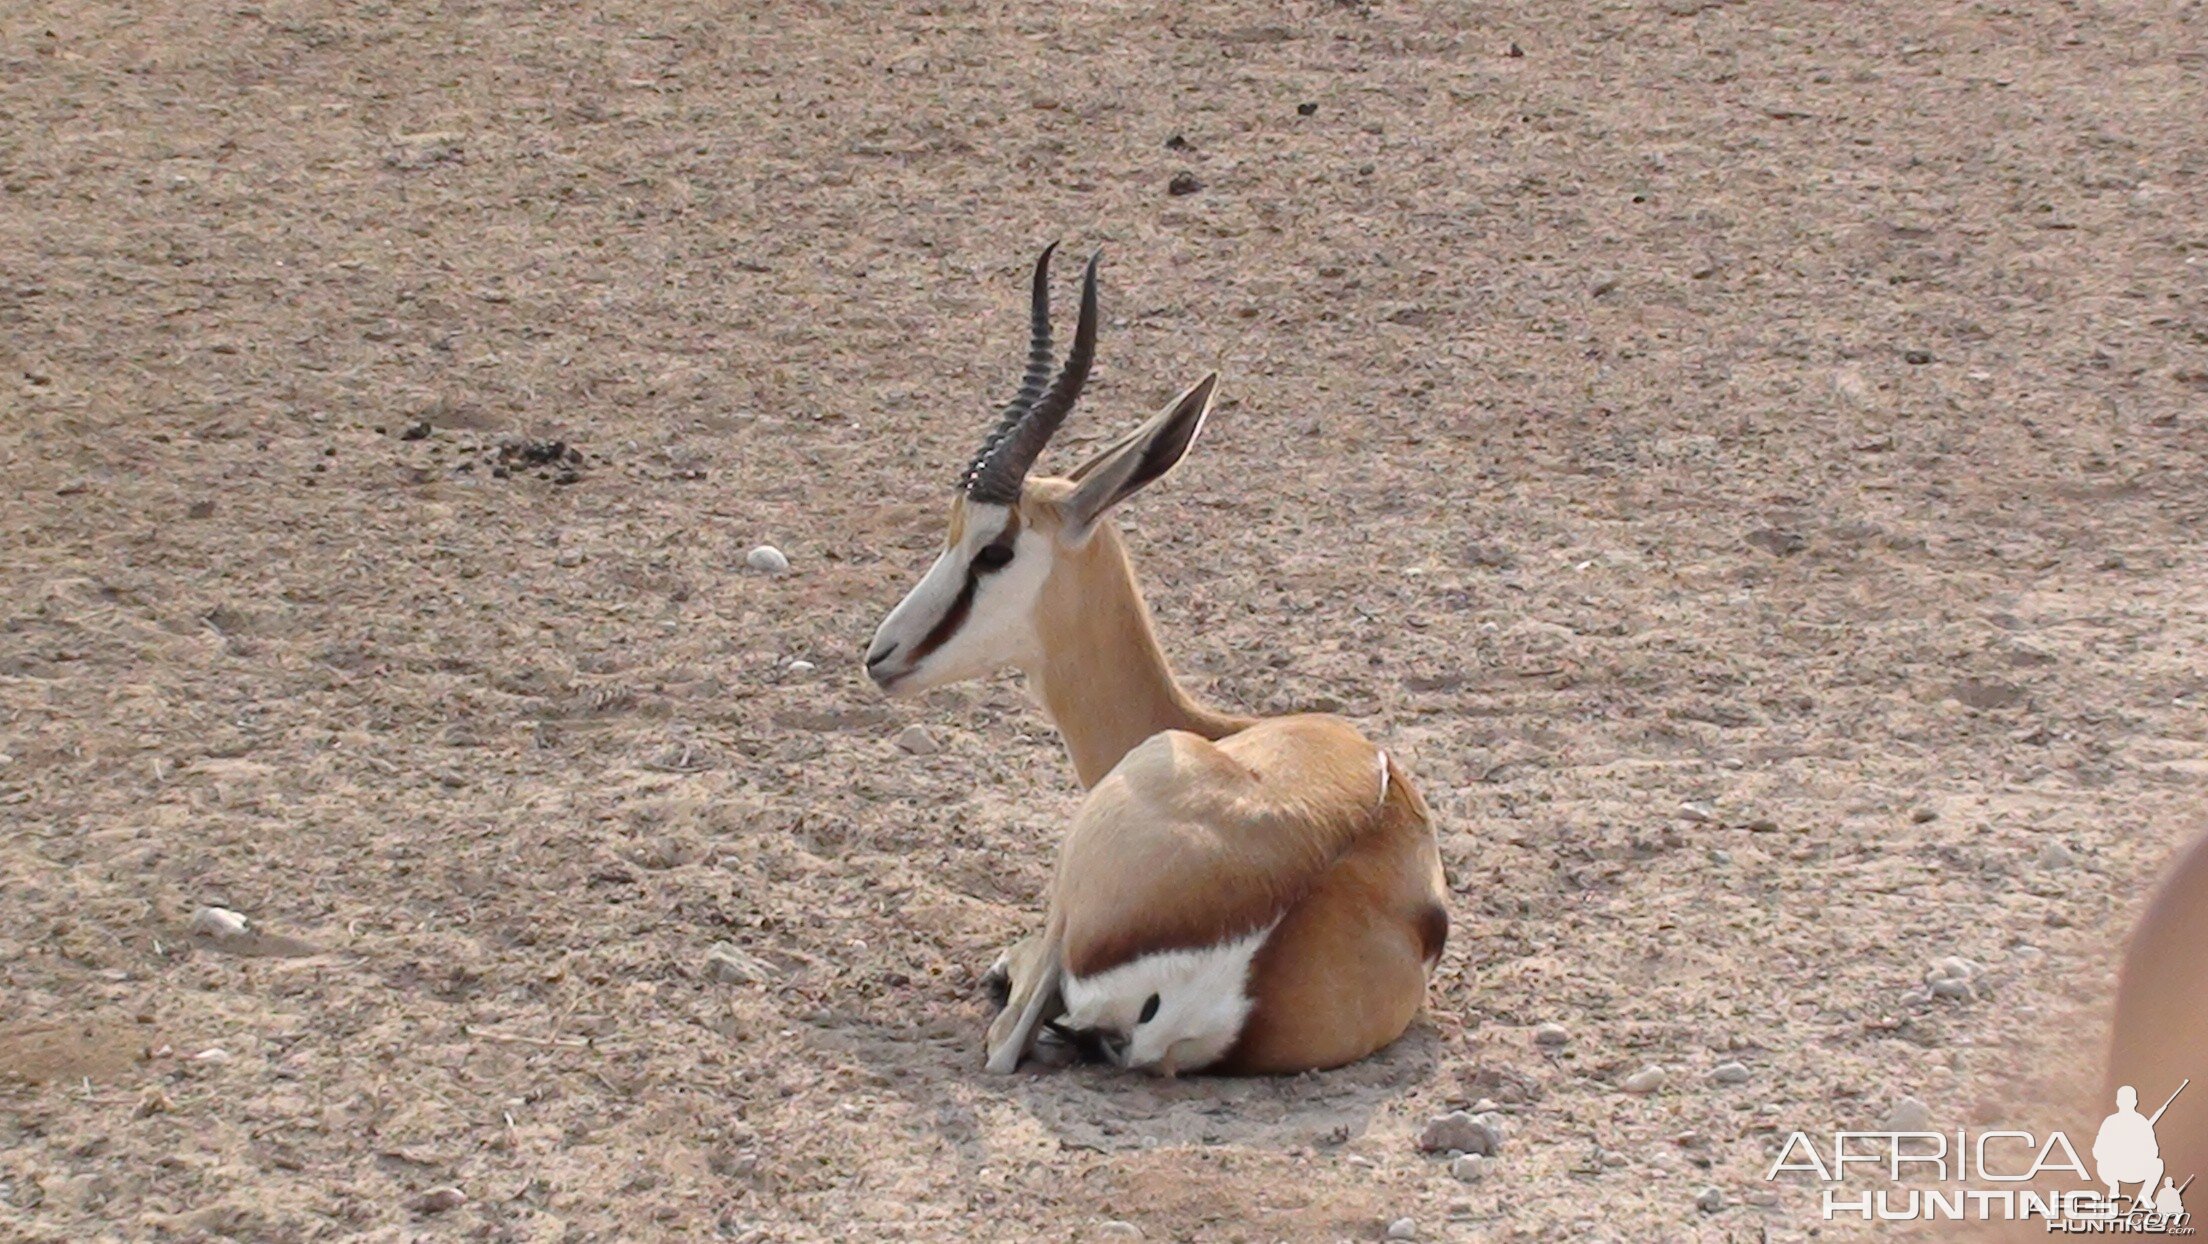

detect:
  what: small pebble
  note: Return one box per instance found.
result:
[1911,806,1938,823]
[2037,840,2078,869]
[399,420,432,441]
[1533,1022,1569,1047]
[1385,1218,1418,1241]
[1417,1110,1501,1156]
[1679,801,1716,824]
[787,659,817,675]
[134,1087,173,1117]
[1449,1154,1488,1183]
[1925,956,1980,984]
[1622,1066,1667,1094]
[1167,172,1202,196]
[1883,1095,1933,1131]
[1904,349,1934,365]
[1710,1062,1750,1085]
[1696,1186,1725,1213]
[189,906,250,940]
[1930,977,1972,1000]
[895,725,940,756]
[412,1187,467,1215]
[1096,1222,1141,1240]
[192,1047,232,1063]
[1746,817,1780,833]
[704,942,772,985]
[745,545,790,574]
[554,549,584,568]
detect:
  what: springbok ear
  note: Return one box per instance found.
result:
[1062,373,1219,537]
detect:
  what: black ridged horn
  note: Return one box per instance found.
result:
[959,245,1100,504]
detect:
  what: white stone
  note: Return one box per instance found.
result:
[745,545,790,574]
[1623,1065,1667,1094]
[1533,1022,1569,1047]
[1385,1218,1418,1240]
[1449,1154,1489,1183]
[787,660,817,675]
[190,906,250,940]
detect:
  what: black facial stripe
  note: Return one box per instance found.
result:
[906,568,978,663]
[1138,993,1161,1025]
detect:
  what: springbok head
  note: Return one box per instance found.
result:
[863,244,1219,696]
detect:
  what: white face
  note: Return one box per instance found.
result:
[864,500,1055,696]
[1058,921,1277,1076]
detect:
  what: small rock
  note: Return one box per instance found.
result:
[192,1047,232,1063]
[787,659,817,675]
[399,420,432,441]
[1883,1096,1933,1131]
[1710,1062,1750,1085]
[1696,1186,1725,1213]
[895,725,940,756]
[1679,801,1716,824]
[1590,273,1619,296]
[1746,818,1780,833]
[554,549,585,568]
[1449,1154,1488,1183]
[1296,102,1317,117]
[1506,41,1524,56]
[1167,172,1202,196]
[1911,806,1938,824]
[1385,1218,1418,1241]
[1533,1022,1569,1047]
[1622,1066,1667,1094]
[412,1186,467,1215]
[1417,1111,1500,1156]
[1745,528,1807,557]
[1925,956,1980,984]
[189,906,250,940]
[1096,1222,1142,1240]
[1904,349,1933,365]
[745,545,790,574]
[704,942,773,985]
[1930,977,1973,1001]
[2037,840,2078,870]
[134,1088,173,1117]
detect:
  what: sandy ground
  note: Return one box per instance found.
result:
[3,1,2205,1240]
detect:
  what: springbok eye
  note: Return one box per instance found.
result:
[1138,993,1161,1024]
[974,543,1015,572]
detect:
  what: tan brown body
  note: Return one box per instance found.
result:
[2108,829,2208,1184]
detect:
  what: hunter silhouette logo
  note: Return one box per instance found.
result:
[1765,1077,2196,1230]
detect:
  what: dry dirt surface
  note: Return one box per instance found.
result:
[3,1,2205,1241]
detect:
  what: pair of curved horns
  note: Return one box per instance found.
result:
[958,243,1100,504]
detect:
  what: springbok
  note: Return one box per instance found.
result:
[863,245,1448,1075]
[2107,829,2208,1189]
